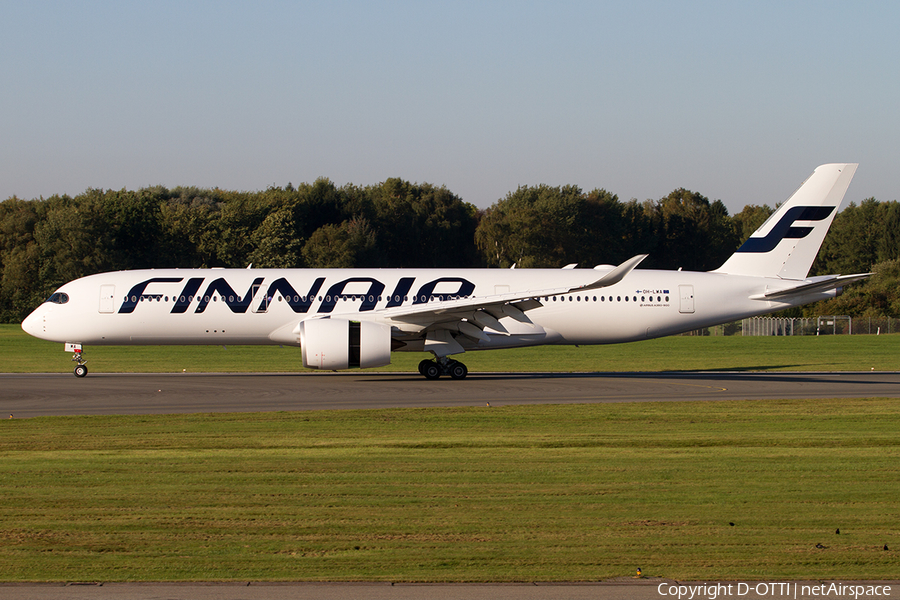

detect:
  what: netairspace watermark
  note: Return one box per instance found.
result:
[657,582,893,600]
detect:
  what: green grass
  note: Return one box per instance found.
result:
[1,399,898,582]
[3,324,900,373]
[4,325,899,581]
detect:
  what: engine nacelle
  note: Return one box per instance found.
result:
[299,319,392,370]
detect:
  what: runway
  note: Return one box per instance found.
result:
[3,370,900,418]
[4,373,900,599]
[4,581,899,600]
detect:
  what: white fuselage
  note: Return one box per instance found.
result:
[19,163,862,378]
[21,267,832,352]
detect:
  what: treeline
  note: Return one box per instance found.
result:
[1,179,898,322]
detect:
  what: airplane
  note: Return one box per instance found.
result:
[21,163,869,380]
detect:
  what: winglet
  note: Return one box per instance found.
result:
[572,254,648,292]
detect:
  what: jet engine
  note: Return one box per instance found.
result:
[299,319,392,370]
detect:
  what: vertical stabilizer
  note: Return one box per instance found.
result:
[714,163,857,279]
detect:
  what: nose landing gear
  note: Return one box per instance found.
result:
[417,357,468,380]
[71,348,88,378]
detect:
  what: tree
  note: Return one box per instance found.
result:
[475,184,558,268]
[475,184,636,268]
[301,218,378,268]
[32,194,107,289]
[0,198,42,321]
[368,179,479,267]
[640,189,738,271]
[97,188,163,271]
[248,208,304,268]
[731,204,774,244]
[157,187,224,268]
[877,201,900,263]
[805,259,900,317]
[814,199,883,275]
[211,193,270,267]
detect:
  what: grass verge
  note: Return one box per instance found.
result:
[3,324,900,373]
[1,399,898,581]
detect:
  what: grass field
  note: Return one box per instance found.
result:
[1,399,898,582]
[3,324,900,374]
[3,325,899,582]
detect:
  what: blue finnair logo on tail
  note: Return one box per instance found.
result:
[736,206,835,253]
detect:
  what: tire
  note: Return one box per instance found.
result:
[74,364,88,378]
[422,362,441,380]
[418,359,433,376]
[448,361,468,380]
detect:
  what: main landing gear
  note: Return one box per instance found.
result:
[417,357,468,380]
[72,348,88,378]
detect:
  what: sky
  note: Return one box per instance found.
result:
[2,1,898,213]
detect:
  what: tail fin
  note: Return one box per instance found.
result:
[715,163,858,279]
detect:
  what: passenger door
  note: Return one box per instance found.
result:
[99,285,115,313]
[679,285,695,314]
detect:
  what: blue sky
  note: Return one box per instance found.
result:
[2,1,897,212]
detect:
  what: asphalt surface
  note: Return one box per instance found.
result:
[4,370,900,417]
[4,371,899,600]
[2,581,899,600]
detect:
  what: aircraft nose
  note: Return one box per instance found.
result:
[21,307,45,338]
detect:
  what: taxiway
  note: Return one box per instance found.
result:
[3,371,899,418]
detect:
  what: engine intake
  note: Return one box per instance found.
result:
[299,319,392,370]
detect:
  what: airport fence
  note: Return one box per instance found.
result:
[684,316,900,336]
[739,316,899,336]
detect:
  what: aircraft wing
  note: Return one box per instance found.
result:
[381,254,646,321]
[368,255,648,349]
[750,273,872,301]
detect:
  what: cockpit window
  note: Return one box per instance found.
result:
[46,292,69,305]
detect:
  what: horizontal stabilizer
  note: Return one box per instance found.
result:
[751,273,871,300]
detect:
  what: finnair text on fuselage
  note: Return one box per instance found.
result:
[118,274,477,315]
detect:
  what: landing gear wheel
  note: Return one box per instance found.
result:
[418,359,433,376]
[71,347,87,377]
[422,362,442,380]
[448,361,468,380]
